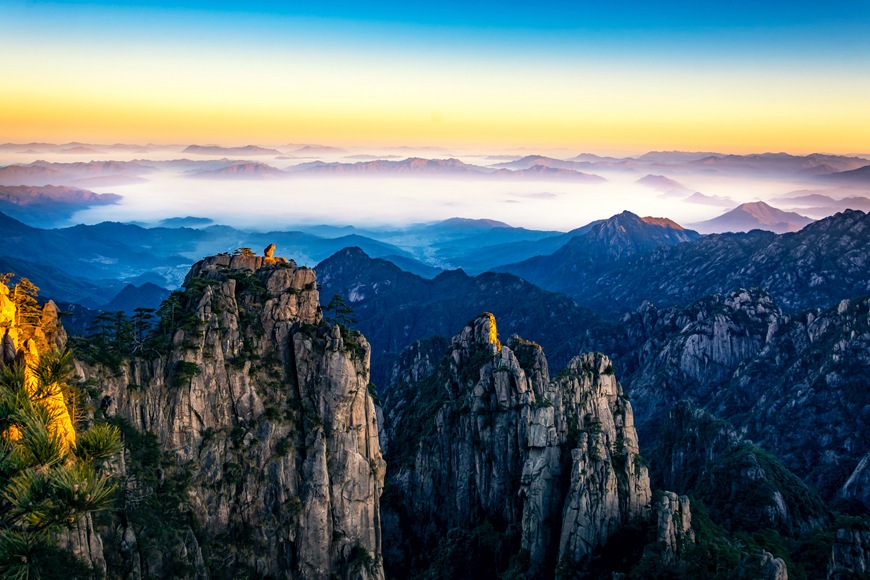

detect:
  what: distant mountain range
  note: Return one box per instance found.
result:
[0,160,155,187]
[188,161,288,179]
[284,157,607,181]
[684,192,735,206]
[0,185,121,226]
[0,210,431,302]
[820,164,870,184]
[183,144,283,156]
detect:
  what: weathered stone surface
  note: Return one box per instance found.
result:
[650,492,694,566]
[554,353,651,569]
[839,454,870,512]
[616,289,869,501]
[81,257,384,579]
[57,514,107,577]
[382,314,650,578]
[828,526,870,579]
[737,550,789,580]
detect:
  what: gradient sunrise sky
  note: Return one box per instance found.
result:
[2,0,869,154]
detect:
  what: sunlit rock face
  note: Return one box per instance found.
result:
[80,255,385,580]
[0,280,75,448]
[381,313,650,578]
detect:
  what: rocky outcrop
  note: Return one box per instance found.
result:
[736,550,789,580]
[828,525,870,579]
[80,255,385,579]
[617,288,783,440]
[839,454,870,512]
[649,492,695,566]
[551,353,651,570]
[381,314,650,578]
[614,288,869,501]
[741,296,870,498]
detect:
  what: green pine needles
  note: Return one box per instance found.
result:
[0,349,121,579]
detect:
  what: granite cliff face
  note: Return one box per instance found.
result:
[381,313,650,578]
[618,288,783,440]
[79,254,385,579]
[616,289,869,499]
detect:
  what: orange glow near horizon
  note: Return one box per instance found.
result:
[3,86,868,155]
[2,4,868,156]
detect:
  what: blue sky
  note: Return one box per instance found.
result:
[3,0,869,151]
[17,0,870,30]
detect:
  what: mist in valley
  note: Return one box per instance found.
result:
[4,145,860,237]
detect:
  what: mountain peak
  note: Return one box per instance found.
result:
[641,216,686,230]
[694,201,814,234]
[453,312,501,353]
[437,217,512,229]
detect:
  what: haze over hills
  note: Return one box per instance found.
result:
[693,201,814,233]
[2,147,868,230]
[0,210,424,298]
[0,184,121,226]
[6,0,870,572]
[1,195,868,578]
[684,191,736,206]
[0,160,156,187]
[188,161,288,179]
[636,173,695,196]
[821,164,870,184]
[182,144,283,155]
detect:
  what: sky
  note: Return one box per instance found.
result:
[2,0,870,154]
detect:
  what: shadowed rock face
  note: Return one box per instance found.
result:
[829,526,870,578]
[618,289,870,500]
[654,402,830,536]
[80,255,385,579]
[381,313,650,578]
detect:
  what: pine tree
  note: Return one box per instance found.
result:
[0,349,121,578]
[325,294,356,328]
[131,308,155,352]
[12,278,41,333]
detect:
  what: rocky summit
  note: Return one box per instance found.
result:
[75,254,385,579]
[380,313,651,578]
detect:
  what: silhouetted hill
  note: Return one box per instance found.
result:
[102,282,171,314]
[183,144,282,155]
[497,211,701,297]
